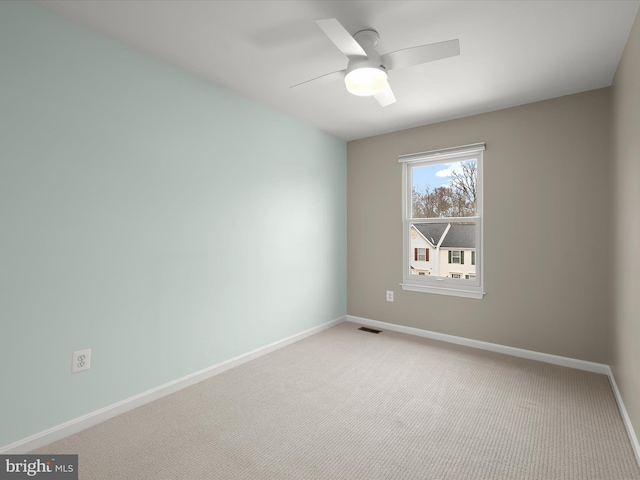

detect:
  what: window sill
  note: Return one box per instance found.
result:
[400,283,485,299]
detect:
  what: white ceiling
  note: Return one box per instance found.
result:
[35,0,639,141]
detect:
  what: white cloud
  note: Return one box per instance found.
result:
[435,161,463,178]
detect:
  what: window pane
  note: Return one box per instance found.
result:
[411,159,477,218]
[410,222,476,280]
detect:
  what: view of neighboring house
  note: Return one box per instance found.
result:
[410,223,476,279]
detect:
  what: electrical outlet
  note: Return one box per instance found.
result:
[386,290,394,302]
[71,348,91,373]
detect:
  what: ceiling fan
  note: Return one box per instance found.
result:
[291,18,460,107]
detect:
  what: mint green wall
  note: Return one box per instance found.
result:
[0,2,346,448]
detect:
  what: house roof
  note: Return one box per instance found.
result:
[413,223,475,249]
[413,223,447,247]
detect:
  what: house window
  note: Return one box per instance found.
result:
[414,248,429,261]
[399,143,485,299]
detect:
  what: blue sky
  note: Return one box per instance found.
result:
[411,160,475,192]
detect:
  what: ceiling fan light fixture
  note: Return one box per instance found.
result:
[344,67,388,96]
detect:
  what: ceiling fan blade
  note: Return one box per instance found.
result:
[290,70,345,89]
[316,18,367,57]
[374,82,396,107]
[382,39,460,71]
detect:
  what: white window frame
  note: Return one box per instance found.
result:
[399,143,485,299]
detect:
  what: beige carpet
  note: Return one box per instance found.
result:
[35,322,640,479]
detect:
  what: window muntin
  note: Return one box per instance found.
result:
[399,143,484,299]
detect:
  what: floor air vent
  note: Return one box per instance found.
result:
[358,326,382,334]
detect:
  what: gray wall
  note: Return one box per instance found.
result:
[611,9,640,448]
[0,2,346,448]
[348,88,611,364]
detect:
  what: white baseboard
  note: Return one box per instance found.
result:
[0,316,347,454]
[606,368,640,468]
[347,314,640,468]
[5,313,639,469]
[347,315,609,373]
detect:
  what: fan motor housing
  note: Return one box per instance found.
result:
[353,29,381,49]
[348,29,385,73]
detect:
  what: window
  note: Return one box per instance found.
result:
[449,250,462,264]
[399,143,484,299]
[415,248,429,261]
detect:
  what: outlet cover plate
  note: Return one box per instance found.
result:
[71,348,92,373]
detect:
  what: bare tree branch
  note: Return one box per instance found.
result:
[411,160,477,218]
